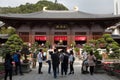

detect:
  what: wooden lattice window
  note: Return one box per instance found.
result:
[92,32,103,40]
[19,32,29,42]
[54,32,67,35]
[35,32,46,35]
[75,32,86,35]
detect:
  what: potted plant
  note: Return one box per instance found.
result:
[74,47,80,56]
[21,43,30,63]
[112,63,120,78]
[0,62,5,79]
[20,43,31,73]
[45,41,50,49]
[5,34,23,54]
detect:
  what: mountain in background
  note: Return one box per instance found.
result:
[0,0,68,14]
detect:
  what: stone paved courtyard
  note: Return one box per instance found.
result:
[3,58,119,80]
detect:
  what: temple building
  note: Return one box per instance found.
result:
[0,9,120,46]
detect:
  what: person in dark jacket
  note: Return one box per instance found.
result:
[51,49,59,78]
[13,50,23,75]
[4,53,13,80]
[68,50,75,74]
[60,49,69,76]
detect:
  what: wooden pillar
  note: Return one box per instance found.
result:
[68,25,73,46]
[87,24,92,42]
[29,26,33,44]
[48,24,54,46]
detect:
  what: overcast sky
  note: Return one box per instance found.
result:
[0,0,115,14]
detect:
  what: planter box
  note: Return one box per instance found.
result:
[113,71,120,79]
[106,70,114,76]
[95,61,105,73]
[0,71,5,80]
[21,62,31,73]
[0,63,5,79]
[95,64,105,73]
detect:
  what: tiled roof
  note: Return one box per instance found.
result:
[0,10,120,20]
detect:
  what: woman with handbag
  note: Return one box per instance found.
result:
[87,51,96,75]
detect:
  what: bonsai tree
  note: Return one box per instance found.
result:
[71,41,76,48]
[100,34,120,59]
[0,27,22,59]
[30,42,39,53]
[109,43,120,59]
[45,41,50,48]
[94,49,102,60]
[0,26,16,36]
[21,43,30,63]
[97,38,106,48]
[82,34,120,60]
[83,43,92,53]
[83,41,102,60]
[7,26,16,36]
[74,47,80,56]
[30,42,39,59]
[5,34,23,54]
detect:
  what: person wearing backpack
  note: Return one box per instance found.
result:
[4,53,13,80]
[68,50,75,75]
[13,51,23,75]
[31,49,37,68]
[60,49,69,76]
[51,49,59,78]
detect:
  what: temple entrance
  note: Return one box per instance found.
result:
[54,36,67,45]
[75,41,86,45]
[34,36,46,45]
[75,36,87,47]
[54,41,67,45]
[35,41,46,45]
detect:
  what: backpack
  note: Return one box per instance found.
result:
[13,54,19,62]
[33,53,37,58]
[73,56,75,62]
[63,54,69,63]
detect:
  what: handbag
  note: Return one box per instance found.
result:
[92,57,96,63]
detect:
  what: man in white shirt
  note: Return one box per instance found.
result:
[82,51,88,60]
[37,49,43,74]
[46,49,52,74]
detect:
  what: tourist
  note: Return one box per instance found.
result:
[4,53,13,80]
[46,50,52,74]
[81,51,89,74]
[82,51,88,60]
[60,49,69,76]
[31,49,37,68]
[51,49,59,78]
[37,49,43,74]
[13,50,23,75]
[87,51,96,75]
[68,50,75,74]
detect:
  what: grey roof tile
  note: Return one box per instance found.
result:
[0,10,120,20]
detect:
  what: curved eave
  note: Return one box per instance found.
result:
[0,16,120,21]
[0,10,120,21]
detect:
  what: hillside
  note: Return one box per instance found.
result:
[0,0,68,14]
